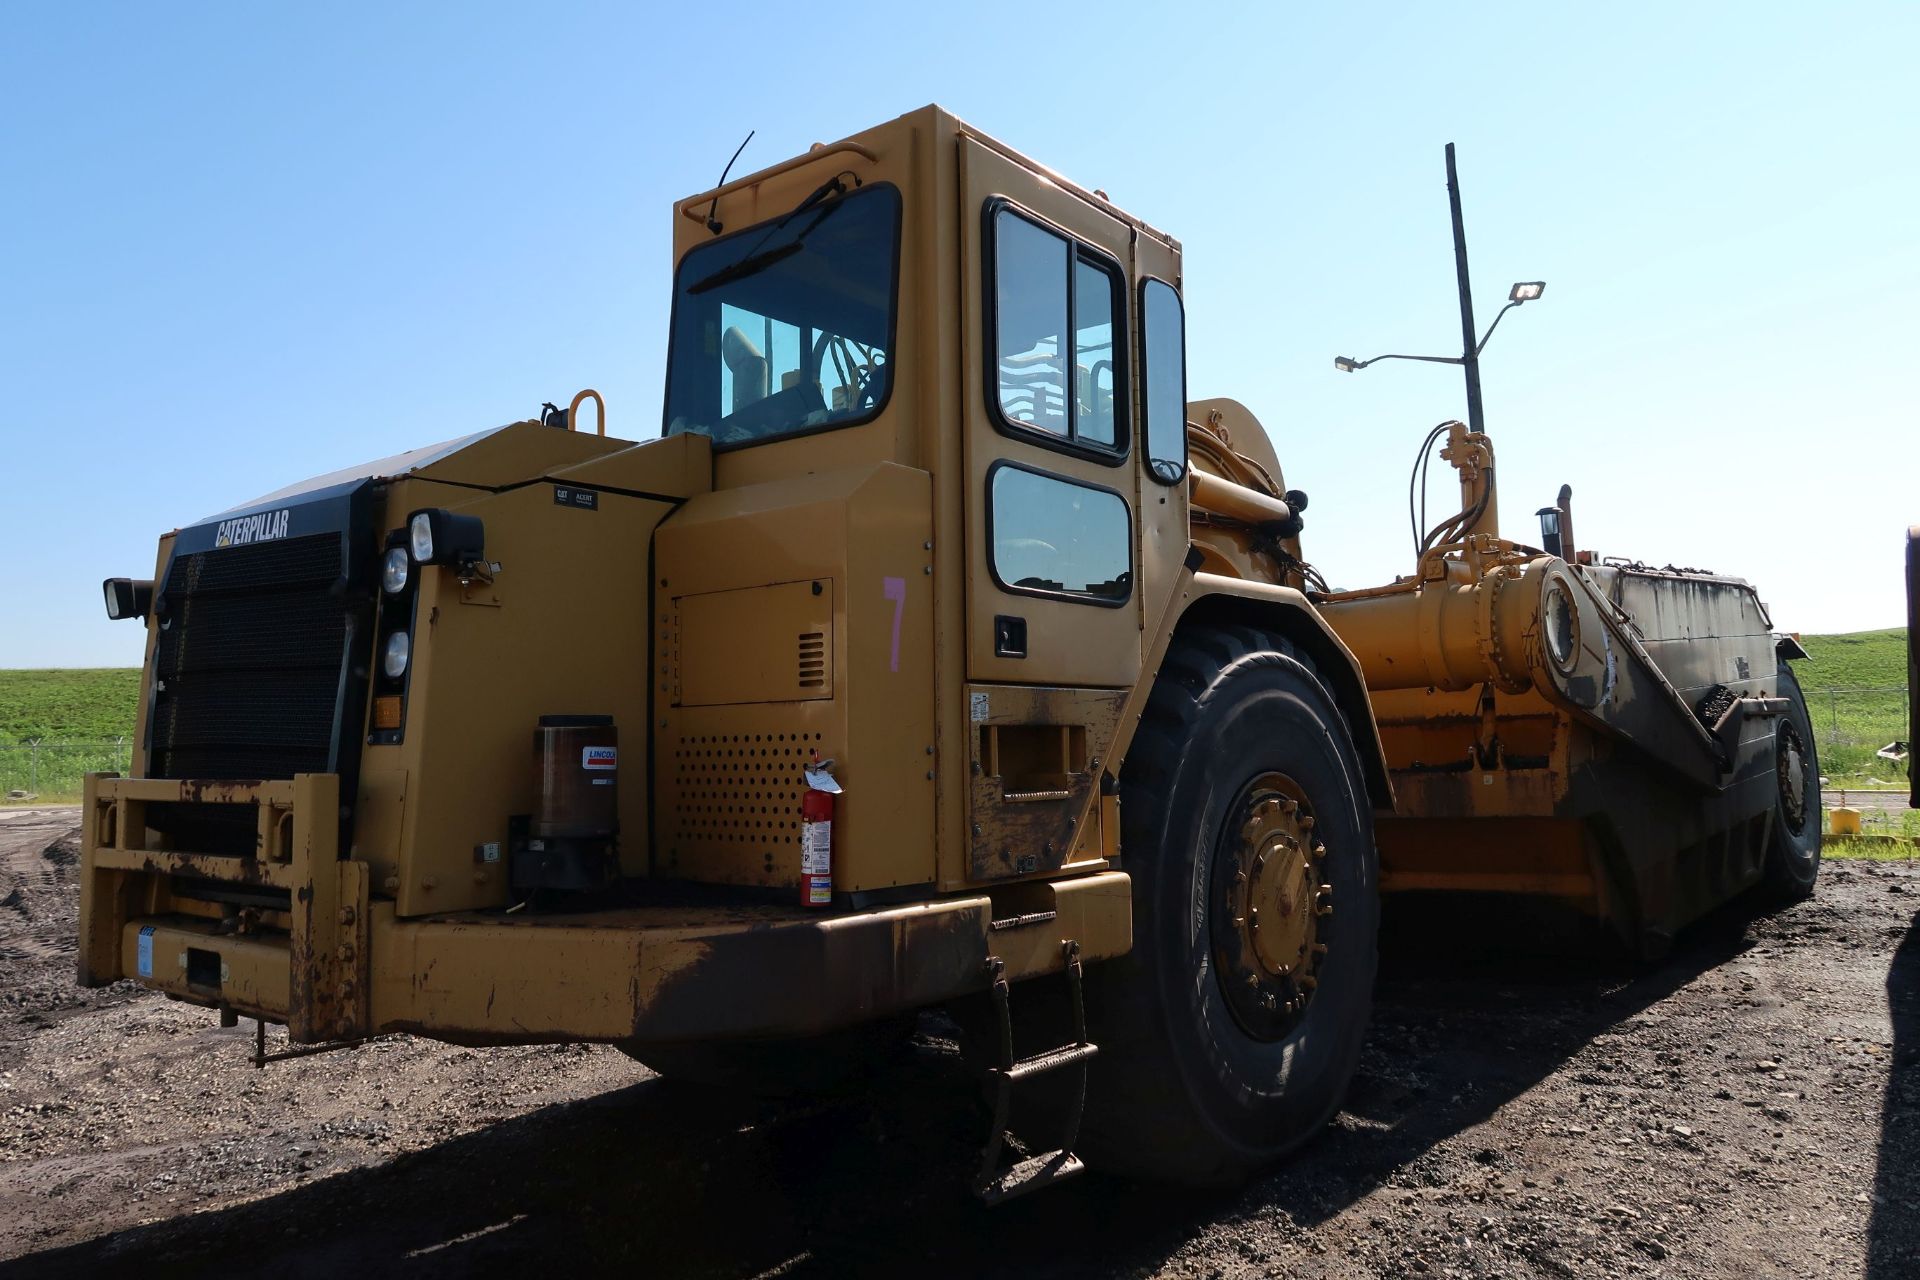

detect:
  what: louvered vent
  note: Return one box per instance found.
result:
[798,633,827,690]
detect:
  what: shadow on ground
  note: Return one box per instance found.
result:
[10,898,1766,1280]
[1868,906,1919,1280]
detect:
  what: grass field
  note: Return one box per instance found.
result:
[0,669,140,799]
[0,628,1908,801]
[0,668,141,741]
[1795,627,1909,787]
[1827,833,1920,860]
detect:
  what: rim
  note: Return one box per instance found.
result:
[1210,771,1331,1042]
[1776,717,1812,838]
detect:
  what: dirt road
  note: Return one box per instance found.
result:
[2,806,1915,1279]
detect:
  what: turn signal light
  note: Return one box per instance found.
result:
[372,696,403,731]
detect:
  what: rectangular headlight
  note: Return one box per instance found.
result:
[406,508,485,566]
[102,578,154,621]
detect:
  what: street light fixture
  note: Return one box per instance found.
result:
[1329,145,1547,440]
[1336,281,1547,374]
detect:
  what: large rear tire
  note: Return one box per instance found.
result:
[1760,663,1821,902]
[1079,626,1379,1185]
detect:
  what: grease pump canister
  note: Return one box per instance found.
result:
[534,714,618,839]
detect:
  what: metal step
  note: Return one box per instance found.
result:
[977,1149,1086,1206]
[1000,1041,1097,1083]
[973,940,1095,1205]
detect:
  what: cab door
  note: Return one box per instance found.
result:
[957,135,1141,880]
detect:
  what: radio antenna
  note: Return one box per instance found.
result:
[705,130,755,235]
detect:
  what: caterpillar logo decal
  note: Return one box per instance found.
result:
[214,508,291,548]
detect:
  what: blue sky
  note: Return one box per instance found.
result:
[3,2,1914,668]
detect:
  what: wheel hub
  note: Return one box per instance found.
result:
[1213,773,1330,1041]
[1776,719,1811,835]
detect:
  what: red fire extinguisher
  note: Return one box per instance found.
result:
[800,753,842,908]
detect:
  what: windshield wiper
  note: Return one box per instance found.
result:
[686,240,802,295]
[685,175,854,295]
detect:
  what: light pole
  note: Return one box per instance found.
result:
[1446,142,1484,435]
[1333,143,1545,437]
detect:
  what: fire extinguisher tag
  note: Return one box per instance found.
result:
[582,746,618,770]
[803,765,842,794]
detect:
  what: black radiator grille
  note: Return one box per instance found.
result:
[150,532,355,782]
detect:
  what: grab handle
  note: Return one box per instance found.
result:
[568,388,605,437]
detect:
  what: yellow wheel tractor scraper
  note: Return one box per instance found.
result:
[84,109,1820,1198]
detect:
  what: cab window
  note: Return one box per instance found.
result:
[988,463,1131,605]
[1140,278,1188,483]
[664,183,901,448]
[990,204,1127,458]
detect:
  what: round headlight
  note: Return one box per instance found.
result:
[409,512,434,563]
[383,631,411,680]
[381,546,410,594]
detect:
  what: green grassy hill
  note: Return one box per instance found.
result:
[0,627,1908,797]
[0,669,141,798]
[1796,627,1906,689]
[1794,628,1908,786]
[0,669,141,743]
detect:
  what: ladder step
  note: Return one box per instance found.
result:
[977,1149,1086,1206]
[998,1041,1098,1083]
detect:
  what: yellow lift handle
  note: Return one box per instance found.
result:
[568,388,606,437]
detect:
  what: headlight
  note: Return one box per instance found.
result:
[102,578,153,621]
[409,512,435,562]
[383,631,411,680]
[381,546,410,594]
[406,508,486,565]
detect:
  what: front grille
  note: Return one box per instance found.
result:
[150,533,355,782]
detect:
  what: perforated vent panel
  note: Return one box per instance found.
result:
[669,731,827,883]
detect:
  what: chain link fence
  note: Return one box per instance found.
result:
[1809,684,1909,785]
[0,739,132,800]
[1793,683,1913,840]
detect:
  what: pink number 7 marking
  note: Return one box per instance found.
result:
[882,576,906,673]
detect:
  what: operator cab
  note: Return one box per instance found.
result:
[653,106,1196,896]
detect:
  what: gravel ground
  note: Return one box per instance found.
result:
[2,805,1915,1279]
